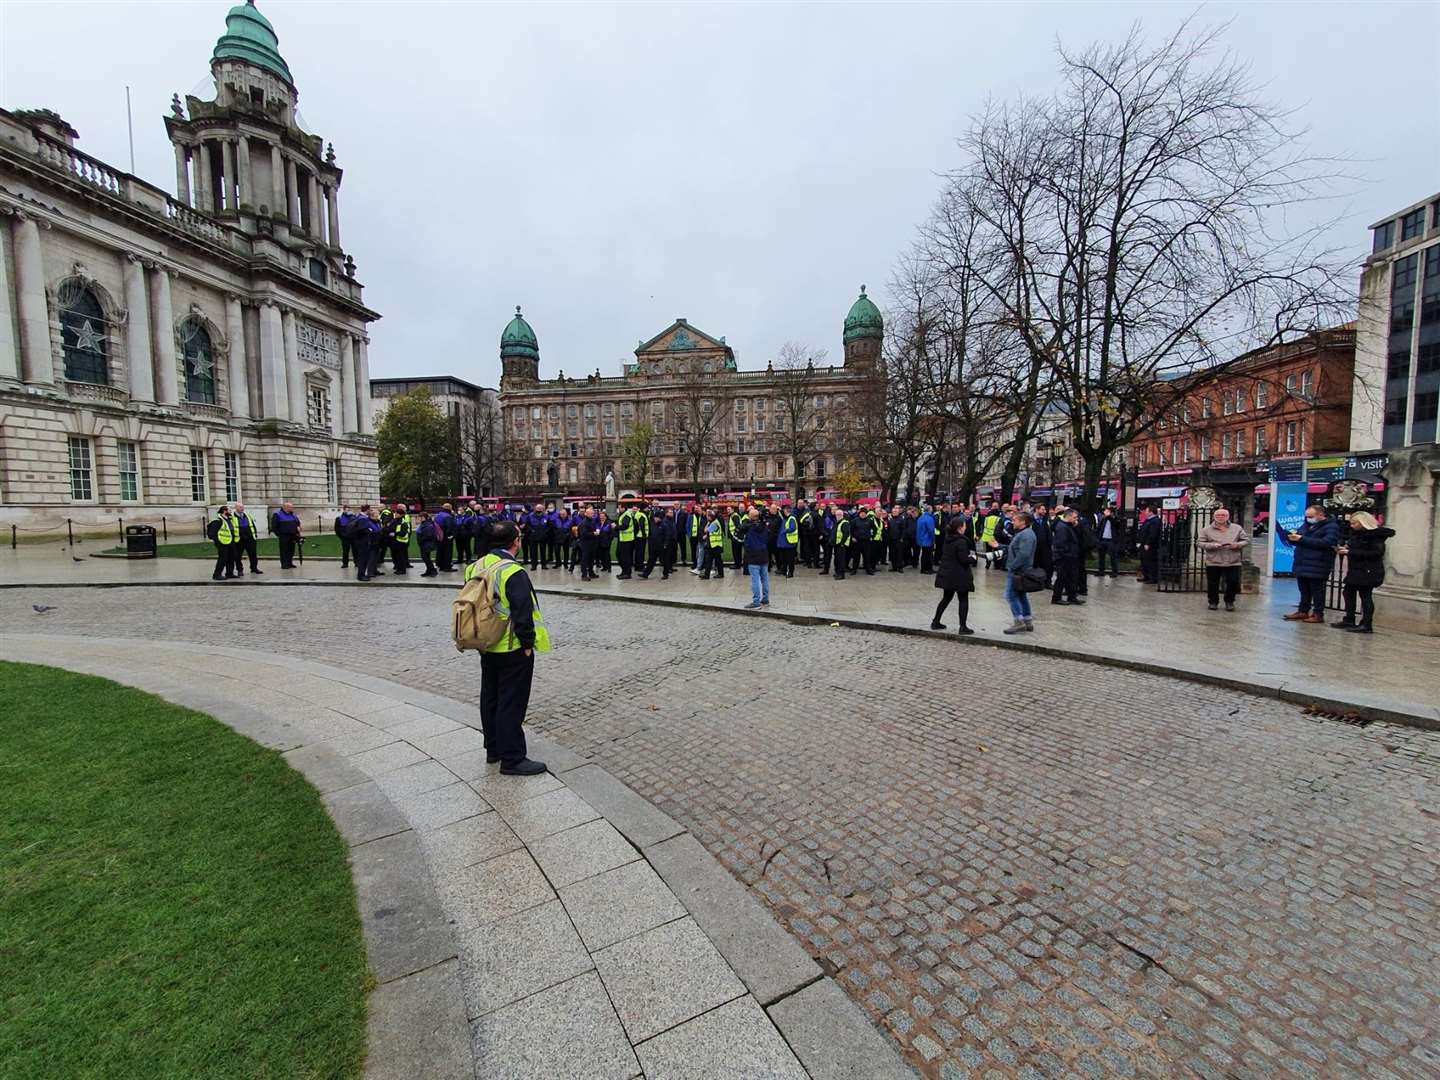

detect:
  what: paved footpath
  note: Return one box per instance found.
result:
[3,543,1437,726]
[4,586,1438,1080]
[2,631,912,1080]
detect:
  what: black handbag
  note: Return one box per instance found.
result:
[1016,567,1048,593]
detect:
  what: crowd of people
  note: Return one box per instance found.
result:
[203,492,1398,634]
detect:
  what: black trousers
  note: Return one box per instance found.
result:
[456,534,472,563]
[933,589,970,628]
[1139,549,1158,583]
[701,545,724,577]
[645,543,675,577]
[864,540,880,574]
[920,546,934,573]
[633,538,647,569]
[800,535,817,567]
[1343,583,1375,626]
[1097,540,1121,575]
[438,538,455,571]
[479,649,533,766]
[775,548,795,576]
[419,545,437,575]
[1297,576,1327,615]
[617,540,634,576]
[818,539,831,573]
[212,541,239,578]
[889,540,906,571]
[578,541,596,579]
[1052,557,1080,602]
[849,543,863,572]
[834,545,847,579]
[354,537,373,580]
[1206,566,1240,606]
[523,534,539,568]
[730,537,743,570]
[390,540,410,571]
[238,534,259,571]
[278,534,297,568]
[367,540,385,578]
[339,536,353,567]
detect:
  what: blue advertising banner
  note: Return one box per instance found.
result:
[1271,481,1308,575]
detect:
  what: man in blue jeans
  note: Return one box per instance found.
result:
[1004,510,1037,634]
[740,508,771,609]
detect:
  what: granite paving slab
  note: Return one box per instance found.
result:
[434,848,556,932]
[471,971,640,1080]
[365,959,474,1080]
[282,742,369,795]
[636,995,808,1080]
[465,767,564,809]
[592,917,746,1044]
[419,810,524,875]
[391,781,491,832]
[373,759,461,801]
[559,860,686,952]
[563,764,685,849]
[458,899,594,1018]
[496,786,601,843]
[767,977,920,1080]
[349,830,457,984]
[322,781,410,847]
[349,740,430,777]
[529,818,641,889]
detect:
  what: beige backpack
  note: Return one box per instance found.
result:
[452,561,509,653]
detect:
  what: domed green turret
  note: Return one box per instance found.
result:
[213,2,293,86]
[843,285,884,344]
[501,306,539,361]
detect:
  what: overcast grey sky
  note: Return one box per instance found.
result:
[4,1,1437,388]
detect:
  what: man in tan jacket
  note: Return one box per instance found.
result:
[1197,507,1249,611]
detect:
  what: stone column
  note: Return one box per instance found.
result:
[285,158,301,228]
[173,143,191,206]
[1377,446,1440,636]
[282,307,304,423]
[308,173,322,238]
[149,265,178,405]
[195,141,212,213]
[13,212,53,386]
[339,333,357,433]
[269,143,285,217]
[236,135,250,208]
[222,139,236,211]
[257,300,287,420]
[123,255,154,402]
[225,294,249,419]
[0,214,18,382]
[326,185,340,249]
[355,335,373,434]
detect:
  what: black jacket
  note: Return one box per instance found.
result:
[1095,513,1125,544]
[1051,519,1081,560]
[1031,516,1053,566]
[1343,526,1393,589]
[1138,516,1162,547]
[934,535,976,592]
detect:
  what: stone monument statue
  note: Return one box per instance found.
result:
[605,470,618,515]
[546,460,560,491]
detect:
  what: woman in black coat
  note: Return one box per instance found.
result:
[931,518,977,635]
[1336,512,1395,633]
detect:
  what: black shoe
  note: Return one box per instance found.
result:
[616,573,632,580]
[1051,598,1068,605]
[1070,598,1086,605]
[341,562,349,568]
[373,571,386,576]
[500,758,547,776]
[1225,602,1235,611]
[930,622,946,630]
[486,753,501,764]
[1332,619,1356,629]
[358,575,370,581]
[212,575,223,581]
[638,573,650,579]
[252,568,263,574]
[956,626,975,636]
[1208,603,1219,610]
[394,569,408,575]
[1347,624,1373,634]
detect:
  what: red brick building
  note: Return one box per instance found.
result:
[1128,326,1356,515]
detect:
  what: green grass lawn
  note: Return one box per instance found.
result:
[99,534,378,560]
[0,662,368,1080]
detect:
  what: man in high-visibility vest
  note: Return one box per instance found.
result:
[632,502,650,571]
[700,509,726,579]
[464,520,550,775]
[390,503,413,573]
[832,509,852,580]
[776,504,799,578]
[727,506,744,570]
[210,504,240,581]
[796,499,817,569]
[233,501,262,575]
[616,504,637,579]
[688,503,706,573]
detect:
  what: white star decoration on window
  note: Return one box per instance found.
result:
[71,318,104,353]
[187,350,213,378]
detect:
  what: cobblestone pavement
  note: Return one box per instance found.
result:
[9,585,1439,1080]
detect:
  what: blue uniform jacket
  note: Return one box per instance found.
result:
[916,512,936,547]
[1291,517,1340,577]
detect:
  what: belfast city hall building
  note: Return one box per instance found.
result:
[0,2,379,533]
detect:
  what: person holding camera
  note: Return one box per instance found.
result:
[1003,510,1038,635]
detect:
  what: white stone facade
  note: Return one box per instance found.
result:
[0,7,380,536]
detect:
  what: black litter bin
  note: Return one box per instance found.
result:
[124,524,157,558]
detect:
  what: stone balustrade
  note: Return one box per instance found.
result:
[65,381,129,405]
[35,133,121,196]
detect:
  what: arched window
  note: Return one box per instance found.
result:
[180,319,216,404]
[59,281,109,385]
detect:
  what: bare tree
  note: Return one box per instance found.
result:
[459,396,504,497]
[621,421,656,489]
[770,342,831,500]
[673,359,733,488]
[950,21,1349,509]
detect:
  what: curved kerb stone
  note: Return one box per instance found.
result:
[1,632,917,1080]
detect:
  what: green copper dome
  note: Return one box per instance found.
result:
[213,2,293,85]
[843,286,884,344]
[500,306,539,360]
